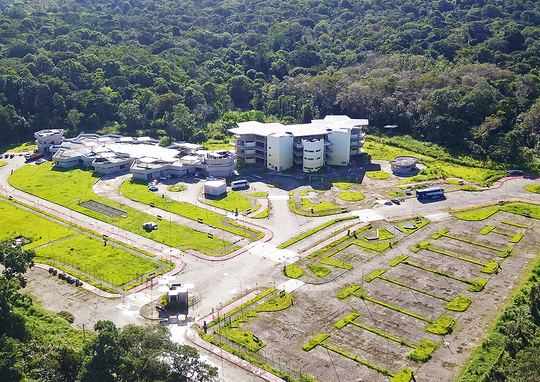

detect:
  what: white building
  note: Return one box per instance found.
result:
[229,115,367,173]
[35,129,236,179]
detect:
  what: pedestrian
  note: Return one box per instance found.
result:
[410,371,416,382]
[353,231,357,239]
[347,230,350,236]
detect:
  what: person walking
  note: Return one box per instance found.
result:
[410,371,416,382]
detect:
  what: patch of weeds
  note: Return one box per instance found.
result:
[390,369,413,382]
[445,296,472,312]
[432,229,449,239]
[510,233,524,243]
[366,171,391,179]
[468,278,487,292]
[462,185,483,192]
[426,316,455,335]
[285,264,303,279]
[408,340,439,362]
[411,242,430,252]
[338,191,366,201]
[390,255,409,266]
[303,333,329,351]
[335,313,360,329]
[480,226,496,235]
[308,264,331,277]
[481,262,499,274]
[499,247,513,258]
[365,269,386,282]
[335,285,362,300]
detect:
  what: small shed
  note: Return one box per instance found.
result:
[204,178,227,197]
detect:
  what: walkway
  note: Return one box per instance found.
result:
[298,222,371,257]
[247,198,268,218]
[451,197,540,211]
[0,189,185,294]
[399,175,539,190]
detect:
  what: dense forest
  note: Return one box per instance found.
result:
[1,0,540,166]
[0,241,217,382]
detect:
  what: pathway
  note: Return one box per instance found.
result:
[399,175,539,190]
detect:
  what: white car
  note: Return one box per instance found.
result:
[148,185,158,191]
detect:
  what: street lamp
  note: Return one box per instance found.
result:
[236,277,243,316]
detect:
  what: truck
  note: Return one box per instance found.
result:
[416,187,444,200]
[25,151,42,162]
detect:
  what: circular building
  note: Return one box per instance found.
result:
[390,156,419,174]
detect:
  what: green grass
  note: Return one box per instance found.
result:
[255,292,292,312]
[355,240,395,252]
[277,217,357,249]
[167,184,186,192]
[510,233,524,243]
[301,197,341,212]
[332,182,354,190]
[480,226,496,235]
[202,139,233,150]
[390,255,409,266]
[462,185,483,191]
[445,296,472,312]
[209,191,251,212]
[10,164,235,255]
[366,170,391,179]
[525,184,540,194]
[303,333,329,351]
[500,203,540,219]
[308,264,331,277]
[335,285,362,300]
[335,313,360,329]
[35,235,159,286]
[390,369,413,382]
[365,269,386,282]
[319,249,353,270]
[389,191,404,196]
[251,207,269,218]
[454,208,499,221]
[408,340,438,362]
[0,199,76,249]
[5,141,38,152]
[501,220,527,228]
[218,327,265,352]
[285,264,303,278]
[481,261,500,274]
[411,241,430,252]
[249,192,268,197]
[338,191,365,201]
[395,219,430,233]
[207,289,275,328]
[0,160,5,167]
[379,276,449,301]
[468,278,487,292]
[426,316,455,335]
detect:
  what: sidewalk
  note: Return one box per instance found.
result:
[399,175,539,190]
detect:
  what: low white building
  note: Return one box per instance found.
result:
[229,115,368,173]
[36,129,237,179]
[203,178,227,197]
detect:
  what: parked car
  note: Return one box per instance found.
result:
[148,185,158,191]
[9,153,14,158]
[35,158,47,165]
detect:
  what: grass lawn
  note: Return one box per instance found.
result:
[35,235,159,286]
[454,208,499,221]
[364,140,505,184]
[525,184,540,194]
[332,182,354,190]
[308,264,331,277]
[499,203,540,219]
[389,191,404,196]
[122,179,250,238]
[0,199,75,249]
[4,141,38,152]
[249,192,268,197]
[301,197,341,212]
[202,139,233,151]
[11,164,234,254]
[338,192,365,201]
[0,161,6,167]
[209,191,251,212]
[285,264,303,278]
[366,171,391,180]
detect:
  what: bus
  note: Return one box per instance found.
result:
[416,187,444,200]
[231,179,249,190]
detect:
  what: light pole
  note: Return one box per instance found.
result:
[236,277,243,316]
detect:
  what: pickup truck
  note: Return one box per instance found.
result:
[25,152,43,161]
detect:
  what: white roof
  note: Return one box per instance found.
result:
[205,179,226,187]
[230,115,369,138]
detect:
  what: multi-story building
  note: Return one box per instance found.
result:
[229,115,367,172]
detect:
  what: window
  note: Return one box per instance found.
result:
[341,161,347,164]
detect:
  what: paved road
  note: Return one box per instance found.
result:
[3,155,540,382]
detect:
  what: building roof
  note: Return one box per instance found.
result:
[229,115,368,138]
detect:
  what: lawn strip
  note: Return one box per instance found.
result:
[378,276,451,302]
[277,216,357,249]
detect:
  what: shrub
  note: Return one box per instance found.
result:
[57,310,75,323]
[167,185,186,192]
